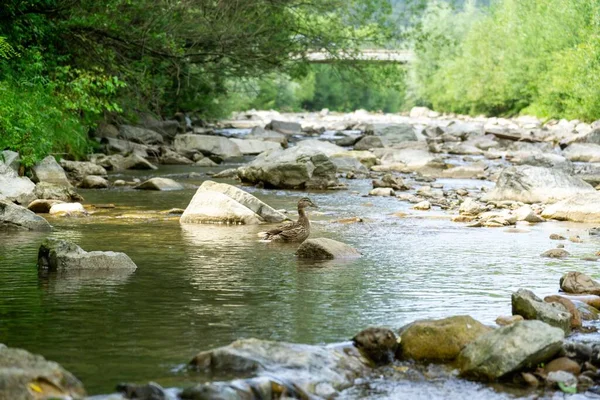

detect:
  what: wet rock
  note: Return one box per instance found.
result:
[512,289,571,334]
[79,175,109,189]
[560,272,600,295]
[38,238,137,272]
[569,235,583,243]
[34,182,83,202]
[247,126,288,146]
[483,166,595,204]
[0,345,86,400]
[354,136,385,151]
[573,300,600,321]
[0,162,36,205]
[550,234,566,240]
[413,201,431,210]
[27,199,64,214]
[541,248,570,258]
[180,181,287,225]
[369,188,394,197]
[352,327,398,365]
[31,156,71,186]
[116,382,166,400]
[0,197,52,231]
[195,158,218,167]
[119,125,164,145]
[544,295,582,329]
[237,147,338,190]
[397,315,491,362]
[372,174,409,191]
[495,315,524,326]
[49,203,88,217]
[265,120,302,135]
[542,192,600,223]
[296,238,361,260]
[212,169,239,179]
[59,159,107,183]
[458,320,564,381]
[230,138,281,155]
[174,134,242,159]
[181,376,311,400]
[366,123,417,145]
[544,357,581,375]
[134,177,184,191]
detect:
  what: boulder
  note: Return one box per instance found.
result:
[511,289,571,334]
[369,188,394,197]
[101,137,156,158]
[134,177,184,191]
[541,248,570,258]
[195,158,218,167]
[459,198,485,216]
[0,197,52,231]
[0,163,36,205]
[31,156,71,186]
[366,123,417,145]
[512,153,573,172]
[514,205,544,223]
[482,166,595,204]
[95,121,119,138]
[247,126,288,146]
[409,106,432,118]
[59,160,107,183]
[173,134,242,159]
[230,138,281,155]
[34,182,83,202]
[0,345,86,400]
[295,140,346,156]
[372,174,409,191]
[330,155,369,175]
[354,136,385,151]
[37,238,137,272]
[237,147,338,190]
[563,143,600,163]
[374,148,445,175]
[27,199,64,214]
[447,122,484,139]
[120,154,158,170]
[79,175,109,189]
[265,120,302,135]
[159,148,193,165]
[457,320,565,380]
[1,150,20,172]
[560,272,600,295]
[352,327,398,365]
[543,296,582,329]
[441,163,486,179]
[332,150,378,169]
[119,125,164,145]
[49,203,88,217]
[180,181,288,225]
[296,238,361,260]
[495,315,524,326]
[542,192,600,223]
[397,316,492,362]
[413,200,431,210]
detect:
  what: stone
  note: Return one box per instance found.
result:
[374,148,445,176]
[95,121,119,138]
[542,192,600,223]
[0,197,52,231]
[409,106,432,118]
[121,154,158,170]
[134,177,184,191]
[34,182,83,202]
[230,138,281,155]
[100,137,156,158]
[295,140,346,156]
[413,200,431,210]
[514,205,544,223]
[1,150,20,172]
[31,156,71,186]
[546,371,577,389]
[543,295,582,329]
[296,238,361,260]
[173,134,242,159]
[247,126,288,146]
[495,315,524,326]
[49,203,88,217]
[212,168,239,179]
[459,198,486,216]
[541,248,570,258]
[79,175,109,189]
[369,188,394,197]
[59,159,107,183]
[180,181,287,225]
[483,166,595,204]
[159,148,193,165]
[457,320,565,381]
[354,136,385,151]
[265,120,302,135]
[560,272,600,295]
[441,164,486,179]
[37,238,137,272]
[366,123,417,145]
[372,174,409,191]
[544,357,582,376]
[512,153,573,172]
[195,158,218,167]
[119,125,164,145]
[521,372,539,387]
[0,345,86,400]
[511,289,571,334]
[397,316,491,362]
[352,327,398,365]
[0,163,36,205]
[116,382,166,400]
[550,233,566,240]
[27,199,64,214]
[237,147,338,190]
[564,143,600,163]
[330,155,369,175]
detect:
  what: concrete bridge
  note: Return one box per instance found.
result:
[306,49,414,64]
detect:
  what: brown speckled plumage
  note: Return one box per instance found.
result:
[263,198,317,242]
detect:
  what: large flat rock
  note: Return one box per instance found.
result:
[542,192,600,222]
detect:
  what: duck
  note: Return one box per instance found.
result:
[261,197,318,242]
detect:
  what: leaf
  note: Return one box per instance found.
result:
[557,382,577,394]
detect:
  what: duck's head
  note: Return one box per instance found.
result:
[298,197,318,209]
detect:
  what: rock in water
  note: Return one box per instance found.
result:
[560,272,600,295]
[457,320,564,380]
[230,138,281,155]
[541,248,570,258]
[265,120,302,135]
[79,175,109,189]
[511,289,572,334]
[542,192,600,223]
[397,315,491,362]
[173,134,242,159]
[49,203,88,217]
[366,123,417,145]
[31,156,71,186]
[134,177,184,191]
[352,327,398,365]
[237,146,338,190]
[482,166,595,204]
[354,136,385,151]
[59,159,107,183]
[295,238,361,260]
[37,238,137,272]
[0,197,52,231]
[0,162,36,205]
[27,199,64,214]
[180,181,287,225]
[34,182,83,202]
[0,345,86,400]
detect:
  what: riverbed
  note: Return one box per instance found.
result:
[1,164,599,397]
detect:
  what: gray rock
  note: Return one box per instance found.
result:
[374,148,446,176]
[296,238,361,260]
[512,153,573,172]
[447,122,484,139]
[330,155,369,175]
[563,143,600,163]
[295,139,345,156]
[483,166,595,204]
[79,175,109,189]
[542,192,600,223]
[120,154,158,170]
[229,138,281,155]
[173,134,242,159]
[1,150,20,172]
[458,320,565,380]
[60,159,107,184]
[119,125,164,145]
[265,120,302,135]
[546,371,577,389]
[0,163,36,205]
[212,168,239,179]
[511,289,571,334]
[95,122,119,138]
[34,182,84,202]
[247,126,288,146]
[237,146,339,190]
[134,177,184,191]
[354,136,385,151]
[366,123,417,145]
[195,158,218,167]
[0,345,86,400]
[459,198,486,216]
[38,238,137,272]
[159,148,193,165]
[180,181,288,225]
[0,197,52,231]
[372,174,409,191]
[31,156,71,186]
[101,137,156,158]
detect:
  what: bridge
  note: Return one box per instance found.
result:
[306,49,414,64]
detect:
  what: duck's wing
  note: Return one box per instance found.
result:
[265,221,297,238]
[275,224,307,241]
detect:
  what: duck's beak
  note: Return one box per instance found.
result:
[311,202,319,209]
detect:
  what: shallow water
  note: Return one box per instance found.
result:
[1,164,600,396]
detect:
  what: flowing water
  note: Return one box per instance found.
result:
[1,164,600,397]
